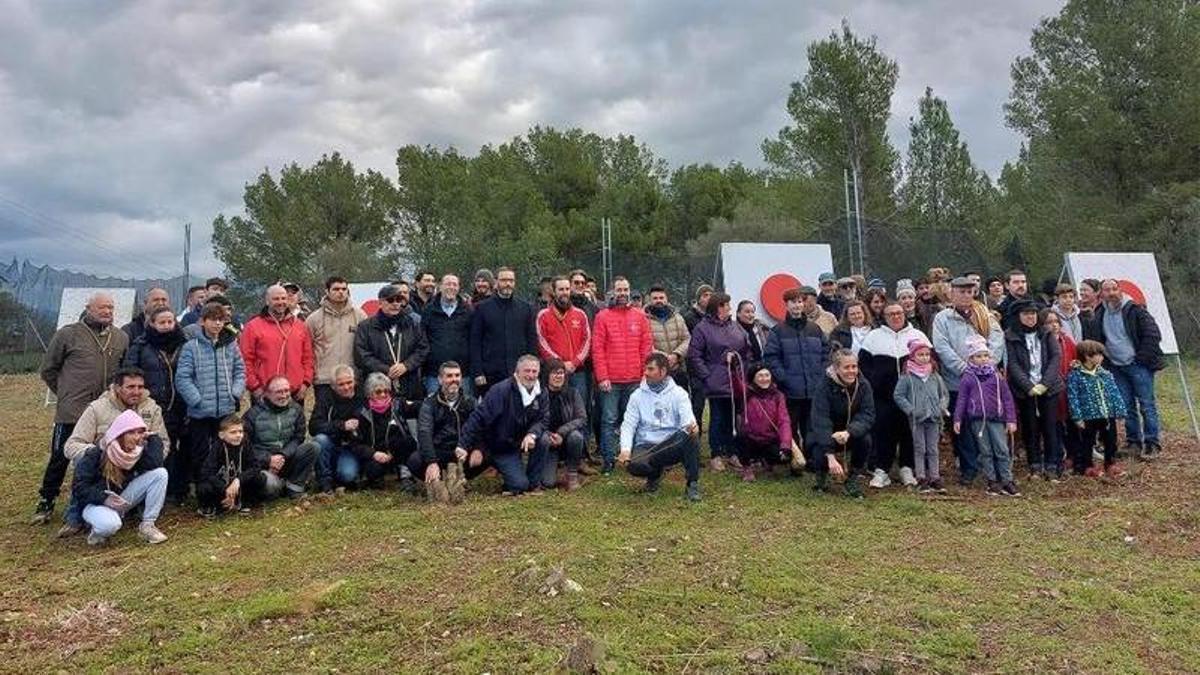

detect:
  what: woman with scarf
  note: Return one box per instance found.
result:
[1005,300,1064,480]
[349,372,419,490]
[736,301,770,361]
[858,303,930,489]
[70,409,168,545]
[687,292,753,472]
[731,362,793,482]
[829,301,872,354]
[122,306,187,492]
[808,348,875,498]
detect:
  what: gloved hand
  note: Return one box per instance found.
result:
[1030,383,1047,397]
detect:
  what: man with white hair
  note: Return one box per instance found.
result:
[240,284,315,402]
[32,291,129,524]
[456,354,549,496]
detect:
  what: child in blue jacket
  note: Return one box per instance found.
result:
[1066,340,1127,477]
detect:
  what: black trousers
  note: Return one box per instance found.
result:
[1017,395,1061,470]
[811,434,872,476]
[404,448,490,481]
[1076,418,1118,471]
[870,398,914,472]
[737,437,786,467]
[39,422,76,502]
[627,430,701,484]
[176,417,221,499]
[196,469,269,510]
[785,398,812,447]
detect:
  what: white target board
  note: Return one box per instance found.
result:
[56,287,137,330]
[1065,252,1178,354]
[720,243,835,326]
[348,282,390,316]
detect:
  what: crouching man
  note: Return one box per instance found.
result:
[409,361,488,502]
[242,376,318,499]
[617,353,702,502]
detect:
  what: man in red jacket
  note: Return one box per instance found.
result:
[592,276,652,473]
[537,276,591,388]
[240,284,315,402]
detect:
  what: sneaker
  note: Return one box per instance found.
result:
[237,506,253,515]
[844,476,864,499]
[565,471,581,492]
[56,522,84,539]
[138,522,168,544]
[1105,463,1126,478]
[86,531,107,546]
[1028,463,1043,480]
[708,457,726,473]
[644,476,661,493]
[197,506,217,519]
[899,467,918,487]
[741,466,756,482]
[868,469,891,489]
[30,499,54,525]
[985,481,1002,496]
[916,481,933,494]
[1139,443,1161,461]
[725,456,744,471]
[930,479,947,493]
[398,477,417,495]
[601,462,615,476]
[812,474,830,493]
[685,482,702,502]
[1049,470,1064,484]
[1001,481,1022,497]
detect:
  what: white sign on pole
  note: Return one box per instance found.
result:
[1064,252,1178,354]
[348,282,390,317]
[56,287,137,330]
[720,243,836,326]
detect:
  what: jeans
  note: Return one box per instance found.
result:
[424,376,474,401]
[539,429,587,487]
[314,434,360,488]
[600,382,638,466]
[948,391,980,482]
[628,430,701,484]
[1017,394,1061,472]
[1109,363,1160,445]
[707,397,735,458]
[82,467,168,537]
[39,422,75,502]
[911,420,941,481]
[971,420,1013,483]
[491,447,547,494]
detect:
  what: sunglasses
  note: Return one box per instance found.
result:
[382,296,404,303]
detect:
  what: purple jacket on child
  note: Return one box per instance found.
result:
[953,363,1016,424]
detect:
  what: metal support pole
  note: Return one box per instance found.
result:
[843,168,855,275]
[1176,355,1200,441]
[851,165,866,275]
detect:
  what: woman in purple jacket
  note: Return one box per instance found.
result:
[687,292,753,471]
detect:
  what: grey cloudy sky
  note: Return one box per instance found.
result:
[0,0,1059,279]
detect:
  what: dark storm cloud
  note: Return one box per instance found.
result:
[0,0,1058,277]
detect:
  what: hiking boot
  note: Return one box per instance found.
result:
[643,476,661,493]
[138,522,168,544]
[56,522,84,538]
[86,531,108,546]
[1139,443,1161,461]
[30,499,54,525]
[899,467,918,487]
[868,469,891,489]
[844,476,864,499]
[1001,481,1022,497]
[1105,463,1126,478]
[812,473,830,493]
[285,483,307,500]
[741,465,756,482]
[985,481,1002,496]
[725,456,744,471]
[398,476,417,495]
[930,478,947,493]
[565,471,581,492]
[685,481,702,502]
[708,457,726,473]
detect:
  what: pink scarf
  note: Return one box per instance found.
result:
[105,438,142,470]
[905,358,933,379]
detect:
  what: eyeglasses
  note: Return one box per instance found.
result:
[382,296,403,303]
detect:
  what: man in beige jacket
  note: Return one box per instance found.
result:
[305,276,367,412]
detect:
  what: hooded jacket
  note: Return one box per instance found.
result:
[763,315,828,400]
[536,304,592,370]
[40,320,129,424]
[808,369,875,450]
[64,389,169,461]
[953,365,1016,424]
[857,324,930,401]
[893,370,949,423]
[417,390,478,463]
[619,377,696,449]
[687,314,753,397]
[459,377,549,454]
[305,297,367,385]
[1066,362,1128,421]
[1004,327,1064,399]
[930,304,1005,391]
[592,304,652,384]
[176,328,246,420]
[1093,298,1165,371]
[240,309,315,395]
[645,305,690,366]
[732,376,792,449]
[421,294,473,372]
[123,326,187,421]
[469,295,538,383]
[354,310,430,400]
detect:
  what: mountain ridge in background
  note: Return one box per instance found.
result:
[0,258,203,321]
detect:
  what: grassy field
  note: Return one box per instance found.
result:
[0,372,1197,674]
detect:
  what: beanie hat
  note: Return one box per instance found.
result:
[474,268,495,285]
[907,338,931,357]
[695,284,714,301]
[964,334,989,357]
[895,279,916,297]
[102,409,148,470]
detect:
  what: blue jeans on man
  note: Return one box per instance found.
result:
[314,434,359,489]
[1109,363,1160,446]
[599,382,638,470]
[491,444,548,494]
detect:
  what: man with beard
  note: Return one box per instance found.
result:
[645,285,691,387]
[411,271,437,313]
[306,276,367,413]
[33,291,129,525]
[816,272,844,319]
[411,361,485,502]
[618,353,702,502]
[421,273,474,397]
[178,285,208,327]
[471,269,495,306]
[123,287,171,343]
[354,283,429,404]
[469,267,537,397]
[592,277,653,473]
[536,276,592,400]
[1095,278,1165,458]
[996,269,1045,331]
[240,284,314,402]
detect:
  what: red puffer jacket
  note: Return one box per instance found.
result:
[592,305,652,384]
[239,310,314,395]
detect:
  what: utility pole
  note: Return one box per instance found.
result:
[843,168,855,275]
[600,217,613,292]
[183,222,191,312]
[851,165,866,276]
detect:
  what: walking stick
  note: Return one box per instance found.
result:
[726,352,746,438]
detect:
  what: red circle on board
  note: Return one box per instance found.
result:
[361,299,381,316]
[1117,279,1146,306]
[760,273,803,321]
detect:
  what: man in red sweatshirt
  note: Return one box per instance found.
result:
[240,284,315,402]
[592,276,651,473]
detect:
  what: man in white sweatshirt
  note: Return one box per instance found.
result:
[617,353,702,501]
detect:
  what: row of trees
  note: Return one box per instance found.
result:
[212,0,1200,346]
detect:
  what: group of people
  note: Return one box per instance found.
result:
[30,265,1167,545]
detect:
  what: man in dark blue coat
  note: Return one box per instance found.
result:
[456,354,549,495]
[469,267,537,397]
